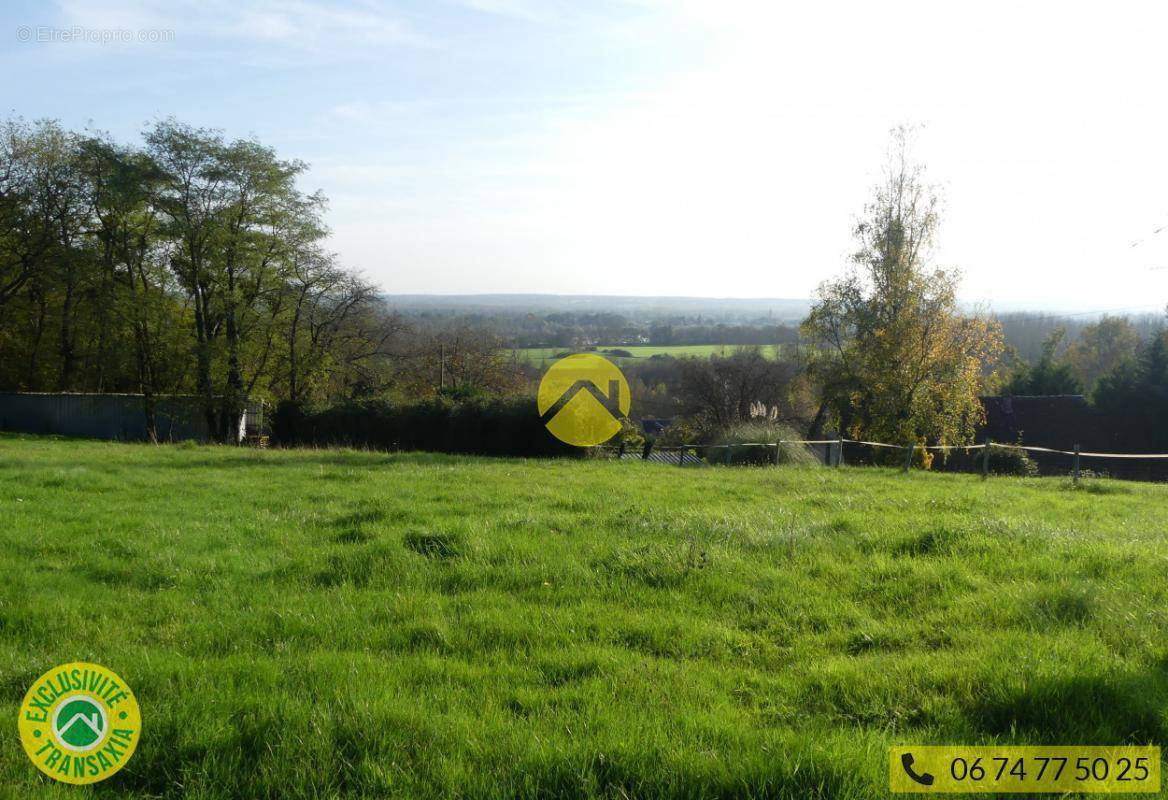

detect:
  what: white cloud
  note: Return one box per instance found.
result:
[447,0,554,23]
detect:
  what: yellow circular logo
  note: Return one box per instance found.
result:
[17,662,141,785]
[537,353,631,446]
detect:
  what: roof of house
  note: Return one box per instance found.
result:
[640,418,674,436]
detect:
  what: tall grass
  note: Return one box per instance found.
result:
[1,434,1166,798]
[706,421,818,465]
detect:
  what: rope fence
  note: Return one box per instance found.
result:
[603,436,1168,482]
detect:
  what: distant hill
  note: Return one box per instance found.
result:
[383,294,815,322]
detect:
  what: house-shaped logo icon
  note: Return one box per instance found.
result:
[536,354,630,446]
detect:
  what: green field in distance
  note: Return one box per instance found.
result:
[515,344,788,365]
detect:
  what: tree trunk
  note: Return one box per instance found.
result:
[193,288,216,440]
[26,288,47,389]
[223,283,244,445]
[808,399,829,439]
[57,275,77,391]
[134,325,159,444]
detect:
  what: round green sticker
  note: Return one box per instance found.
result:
[17,662,140,784]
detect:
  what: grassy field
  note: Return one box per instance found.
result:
[515,344,787,365]
[2,435,1168,798]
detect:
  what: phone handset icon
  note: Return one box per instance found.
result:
[901,753,935,786]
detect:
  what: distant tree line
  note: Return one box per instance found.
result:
[1001,316,1165,398]
[996,311,1164,364]
[646,323,800,347]
[420,307,805,350]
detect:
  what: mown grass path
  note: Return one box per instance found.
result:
[2,435,1166,798]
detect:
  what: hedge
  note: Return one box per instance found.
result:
[271,398,580,457]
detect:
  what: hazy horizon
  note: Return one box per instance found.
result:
[381,292,1165,317]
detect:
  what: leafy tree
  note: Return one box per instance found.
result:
[25,122,92,390]
[278,244,399,402]
[0,116,403,439]
[678,347,798,431]
[1065,315,1140,390]
[81,135,175,441]
[212,136,310,437]
[145,120,229,435]
[1003,328,1083,396]
[145,120,353,439]
[0,120,55,313]
[1094,330,1168,451]
[0,120,94,388]
[802,127,1003,449]
[397,324,525,399]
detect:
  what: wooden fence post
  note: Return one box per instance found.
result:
[902,441,914,472]
[774,439,782,466]
[618,441,626,459]
[836,438,844,467]
[981,437,992,478]
[642,440,653,461]
[678,446,685,467]
[1073,443,1081,485]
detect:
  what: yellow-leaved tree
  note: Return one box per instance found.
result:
[801,128,1003,459]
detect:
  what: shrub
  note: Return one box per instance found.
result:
[985,444,1039,476]
[614,417,645,450]
[654,416,701,447]
[703,421,817,466]
[271,397,580,457]
[930,442,1038,476]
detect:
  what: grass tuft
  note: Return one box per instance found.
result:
[403,530,463,560]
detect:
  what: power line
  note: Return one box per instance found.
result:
[1129,218,1168,248]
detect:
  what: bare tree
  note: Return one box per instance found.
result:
[280,242,400,402]
[678,347,798,430]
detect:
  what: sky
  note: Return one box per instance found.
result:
[3,0,1168,312]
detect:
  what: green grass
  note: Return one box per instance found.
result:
[516,344,787,366]
[2,434,1168,798]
